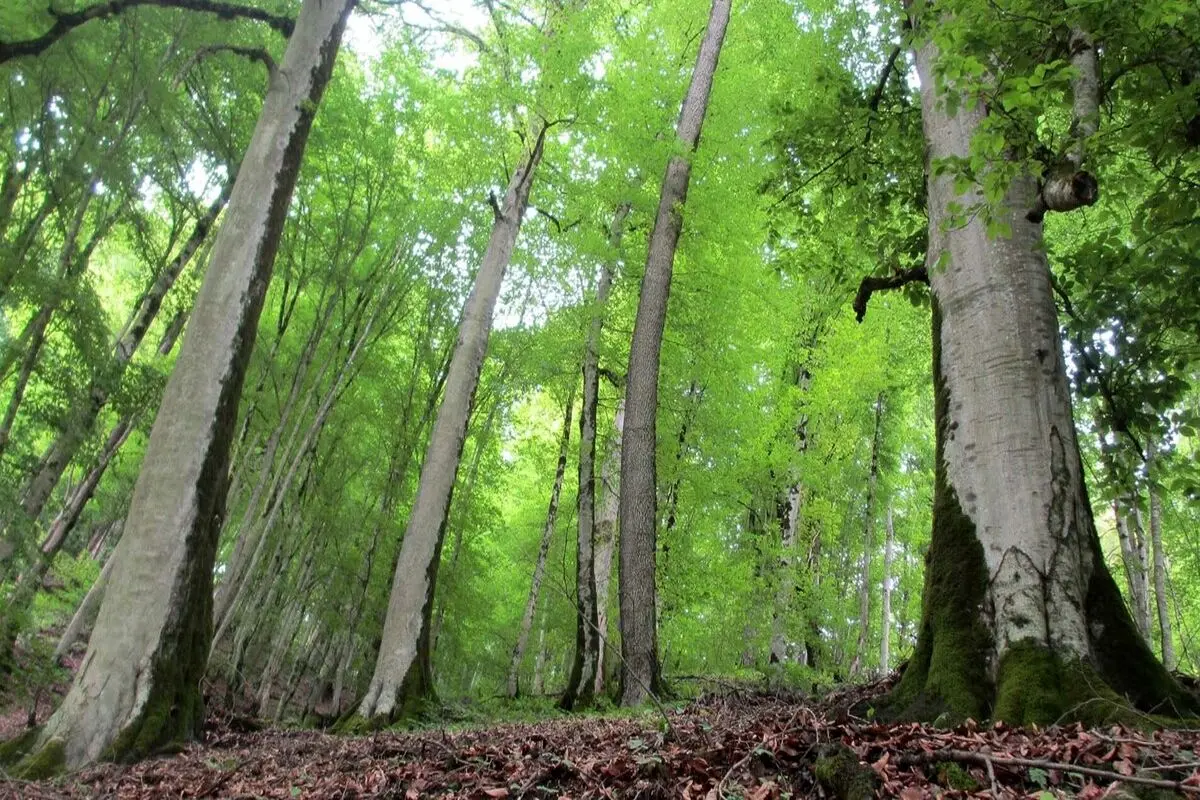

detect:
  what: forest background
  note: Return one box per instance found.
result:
[0,0,1197,755]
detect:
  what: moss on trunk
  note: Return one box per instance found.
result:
[881,300,991,724]
[880,308,1198,728]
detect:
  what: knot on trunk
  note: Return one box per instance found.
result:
[1027,168,1098,223]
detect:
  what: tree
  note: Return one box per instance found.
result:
[884,1,1196,724]
[617,0,730,707]
[354,125,547,724]
[3,0,356,773]
[561,203,628,710]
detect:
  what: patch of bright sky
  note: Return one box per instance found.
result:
[344,0,487,75]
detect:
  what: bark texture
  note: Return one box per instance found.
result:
[885,20,1195,725]
[561,204,628,710]
[356,129,545,724]
[617,0,729,708]
[7,0,354,774]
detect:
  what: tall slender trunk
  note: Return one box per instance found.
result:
[532,603,548,695]
[508,391,574,697]
[1114,497,1151,639]
[561,203,628,710]
[54,547,117,662]
[593,400,623,696]
[357,128,545,723]
[618,0,730,707]
[880,504,895,674]
[13,0,357,771]
[769,485,801,665]
[850,392,885,678]
[1146,442,1174,671]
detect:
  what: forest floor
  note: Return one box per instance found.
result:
[2,677,1200,799]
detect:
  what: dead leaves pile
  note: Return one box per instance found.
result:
[2,690,1199,798]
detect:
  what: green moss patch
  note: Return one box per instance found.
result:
[812,743,879,800]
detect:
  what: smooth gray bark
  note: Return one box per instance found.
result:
[357,128,545,722]
[618,0,730,707]
[20,0,355,769]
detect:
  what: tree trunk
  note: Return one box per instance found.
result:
[850,392,884,678]
[1146,443,1174,671]
[11,0,355,772]
[593,400,623,696]
[532,607,548,696]
[356,128,545,724]
[880,504,895,675]
[18,178,232,525]
[509,390,575,698]
[561,203,628,710]
[1113,497,1151,640]
[617,0,729,707]
[769,485,801,665]
[886,16,1194,724]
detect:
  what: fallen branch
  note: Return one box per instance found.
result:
[898,747,1200,795]
[852,266,928,322]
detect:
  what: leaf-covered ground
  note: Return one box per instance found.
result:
[3,684,1200,799]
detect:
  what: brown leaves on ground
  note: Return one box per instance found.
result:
[2,685,1199,799]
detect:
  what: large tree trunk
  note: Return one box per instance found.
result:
[617,0,729,708]
[6,0,355,773]
[561,204,628,710]
[508,390,574,698]
[886,18,1194,724]
[355,129,545,724]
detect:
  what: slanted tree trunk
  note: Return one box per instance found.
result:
[356,128,546,724]
[1146,442,1174,671]
[561,204,628,710]
[850,392,885,678]
[7,0,356,773]
[617,0,729,707]
[593,400,623,696]
[880,504,895,674]
[18,178,233,525]
[886,11,1194,724]
[508,390,575,698]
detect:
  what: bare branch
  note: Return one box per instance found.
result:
[853,266,928,322]
[1,0,295,64]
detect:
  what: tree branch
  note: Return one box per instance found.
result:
[1,0,294,64]
[172,44,276,88]
[897,748,1200,795]
[853,266,928,322]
